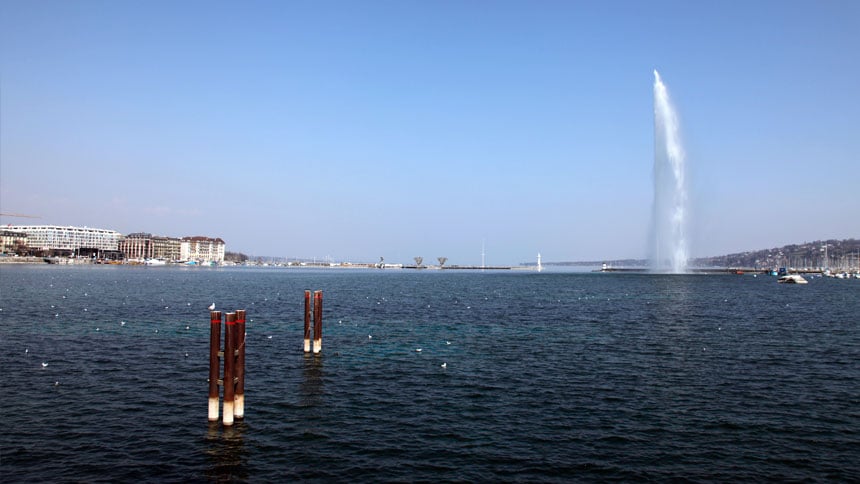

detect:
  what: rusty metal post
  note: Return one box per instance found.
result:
[208,311,222,422]
[303,290,311,353]
[234,309,246,419]
[313,290,323,354]
[223,312,236,426]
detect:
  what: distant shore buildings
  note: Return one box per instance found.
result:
[120,232,181,261]
[5,225,120,252]
[1,229,29,254]
[180,236,226,264]
[2,225,225,264]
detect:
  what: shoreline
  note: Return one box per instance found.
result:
[2,257,854,276]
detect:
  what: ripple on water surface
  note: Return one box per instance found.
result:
[2,266,859,481]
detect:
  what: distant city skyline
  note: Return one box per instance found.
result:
[2,1,858,265]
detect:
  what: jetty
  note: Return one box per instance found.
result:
[403,265,515,270]
[592,266,832,275]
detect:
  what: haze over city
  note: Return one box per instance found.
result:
[2,1,858,265]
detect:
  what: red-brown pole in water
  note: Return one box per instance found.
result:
[313,290,323,354]
[234,309,246,419]
[208,311,222,422]
[223,312,237,426]
[303,290,311,353]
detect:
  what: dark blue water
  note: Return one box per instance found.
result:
[2,265,858,482]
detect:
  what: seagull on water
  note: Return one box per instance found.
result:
[42,362,48,368]
[441,363,447,368]
[208,303,215,311]
[415,348,422,353]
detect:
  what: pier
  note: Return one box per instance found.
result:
[403,265,515,270]
[593,267,834,275]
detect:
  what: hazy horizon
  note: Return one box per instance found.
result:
[2,1,858,266]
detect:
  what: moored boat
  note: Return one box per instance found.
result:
[778,274,808,284]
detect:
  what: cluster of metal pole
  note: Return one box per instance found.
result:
[304,290,323,354]
[206,292,322,423]
[208,309,247,426]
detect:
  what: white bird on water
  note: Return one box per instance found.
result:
[208,303,215,311]
[42,362,48,368]
[415,348,422,353]
[441,362,447,368]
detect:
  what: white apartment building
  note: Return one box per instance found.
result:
[180,236,226,264]
[6,225,121,251]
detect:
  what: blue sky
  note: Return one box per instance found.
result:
[2,1,858,264]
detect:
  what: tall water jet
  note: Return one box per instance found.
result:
[650,70,689,273]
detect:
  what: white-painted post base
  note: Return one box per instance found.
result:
[223,401,234,426]
[304,338,311,353]
[234,394,244,419]
[208,397,219,421]
[313,339,321,354]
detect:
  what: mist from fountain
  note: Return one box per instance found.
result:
[650,70,689,273]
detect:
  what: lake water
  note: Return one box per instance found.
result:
[2,265,858,482]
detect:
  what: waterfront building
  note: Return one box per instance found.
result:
[5,225,121,252]
[1,230,29,254]
[119,233,182,261]
[180,236,225,264]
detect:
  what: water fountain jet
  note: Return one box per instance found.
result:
[650,70,689,273]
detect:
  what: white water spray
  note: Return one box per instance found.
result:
[650,70,688,273]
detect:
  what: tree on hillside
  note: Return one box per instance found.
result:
[224,251,249,263]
